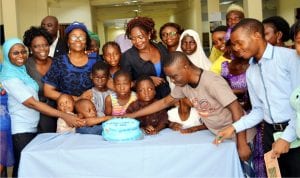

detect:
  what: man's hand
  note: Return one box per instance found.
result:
[237,143,251,161]
[271,138,290,158]
[214,125,235,144]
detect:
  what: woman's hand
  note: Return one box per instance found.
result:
[62,112,86,128]
[80,89,92,100]
[150,76,165,87]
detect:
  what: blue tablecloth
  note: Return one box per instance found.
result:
[19,129,244,178]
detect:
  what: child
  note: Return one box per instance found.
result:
[102,41,122,90]
[168,97,207,134]
[56,94,76,133]
[82,61,113,117]
[126,76,168,135]
[105,70,136,116]
[75,99,107,135]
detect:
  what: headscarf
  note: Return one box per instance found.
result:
[0,38,39,91]
[88,30,100,45]
[176,29,211,70]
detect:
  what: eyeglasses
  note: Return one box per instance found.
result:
[10,50,28,56]
[129,34,146,41]
[162,31,177,38]
[32,44,49,49]
[70,35,86,42]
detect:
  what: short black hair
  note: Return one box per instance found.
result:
[262,16,290,42]
[135,75,155,89]
[91,61,109,76]
[293,20,300,40]
[23,26,53,49]
[102,41,121,55]
[159,22,184,40]
[211,25,228,33]
[232,18,265,39]
[113,69,132,82]
[164,51,191,68]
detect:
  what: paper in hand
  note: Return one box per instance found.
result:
[264,150,281,178]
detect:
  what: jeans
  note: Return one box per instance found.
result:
[76,125,102,135]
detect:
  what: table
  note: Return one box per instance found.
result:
[19,129,244,178]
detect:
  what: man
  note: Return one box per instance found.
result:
[216,18,300,177]
[126,51,253,162]
[41,16,67,58]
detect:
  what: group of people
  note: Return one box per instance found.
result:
[1,3,300,178]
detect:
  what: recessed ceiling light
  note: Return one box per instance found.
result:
[220,1,234,5]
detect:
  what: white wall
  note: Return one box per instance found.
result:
[277,0,300,25]
[49,0,93,30]
[17,0,48,37]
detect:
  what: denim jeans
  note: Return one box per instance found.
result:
[76,125,102,135]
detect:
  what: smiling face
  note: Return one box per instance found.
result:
[129,27,150,51]
[181,35,197,55]
[230,27,260,60]
[8,44,28,67]
[103,45,121,67]
[164,61,189,87]
[136,79,156,102]
[161,26,180,49]
[30,36,50,61]
[68,29,87,52]
[212,31,226,52]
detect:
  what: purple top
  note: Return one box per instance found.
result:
[221,61,250,111]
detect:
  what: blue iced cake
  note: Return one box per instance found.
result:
[102,118,143,141]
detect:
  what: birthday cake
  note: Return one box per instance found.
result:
[102,118,143,142]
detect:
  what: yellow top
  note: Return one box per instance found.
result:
[209,46,224,63]
[210,55,231,75]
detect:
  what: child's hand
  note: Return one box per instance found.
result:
[180,128,194,134]
[63,113,85,128]
[150,76,165,87]
[143,126,158,135]
[80,89,92,100]
[169,122,182,131]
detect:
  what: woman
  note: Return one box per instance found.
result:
[43,21,97,101]
[176,29,211,70]
[262,16,290,47]
[0,84,13,177]
[121,16,170,99]
[159,22,184,52]
[23,26,57,133]
[0,38,84,177]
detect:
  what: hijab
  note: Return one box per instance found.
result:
[0,38,39,91]
[176,29,211,70]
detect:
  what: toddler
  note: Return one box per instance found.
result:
[127,76,169,135]
[102,41,122,90]
[56,94,76,133]
[168,97,207,134]
[105,70,136,116]
[75,99,106,135]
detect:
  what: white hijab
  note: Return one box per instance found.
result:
[176,29,211,70]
